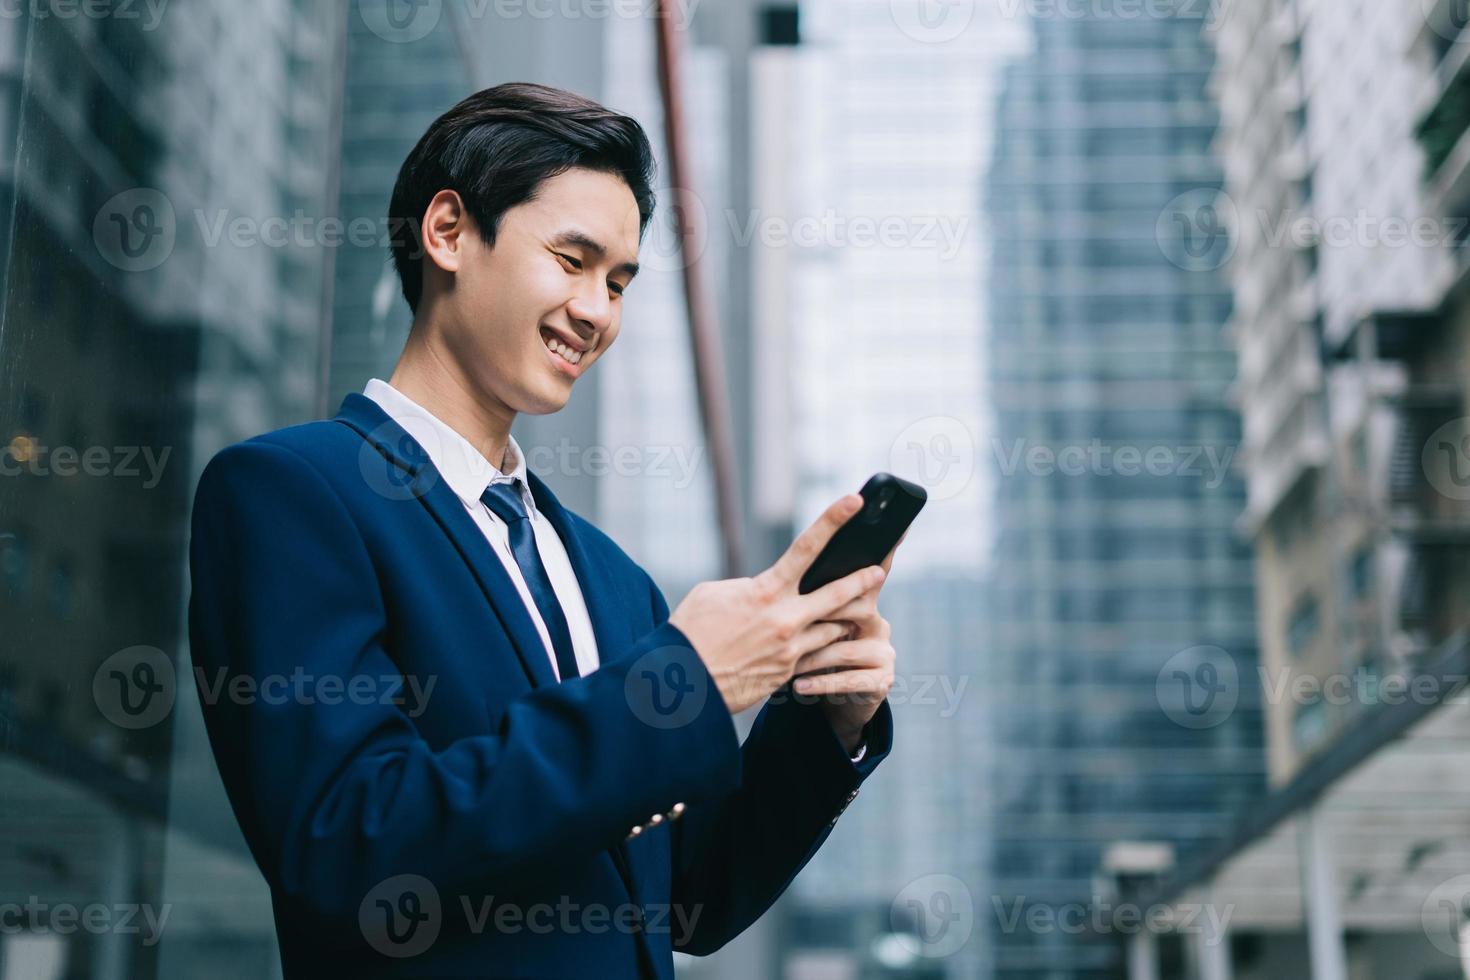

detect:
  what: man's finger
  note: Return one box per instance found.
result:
[801,563,885,621]
[821,590,880,624]
[792,666,888,697]
[880,529,908,574]
[792,638,876,677]
[758,493,863,591]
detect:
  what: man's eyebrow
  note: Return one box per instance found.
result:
[549,228,640,280]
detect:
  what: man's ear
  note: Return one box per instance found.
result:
[420,189,468,274]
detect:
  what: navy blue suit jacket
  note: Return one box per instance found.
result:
[186,392,893,979]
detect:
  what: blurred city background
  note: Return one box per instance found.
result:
[1,0,1469,977]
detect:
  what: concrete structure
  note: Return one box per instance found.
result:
[1116,636,1470,980]
[1112,2,1470,977]
[1211,0,1466,784]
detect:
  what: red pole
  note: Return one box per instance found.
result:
[654,1,746,577]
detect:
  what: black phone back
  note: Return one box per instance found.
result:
[798,473,927,595]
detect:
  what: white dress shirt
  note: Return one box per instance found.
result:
[362,378,866,762]
[364,378,600,680]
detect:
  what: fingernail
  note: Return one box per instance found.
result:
[871,567,886,584]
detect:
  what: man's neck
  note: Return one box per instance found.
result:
[387,328,516,474]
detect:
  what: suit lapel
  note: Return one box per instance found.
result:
[525,472,629,664]
[335,392,654,954]
[525,450,654,931]
[333,392,558,690]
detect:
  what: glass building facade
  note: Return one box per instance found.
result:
[8,3,1468,979]
[0,4,343,978]
[983,10,1266,978]
[0,4,715,977]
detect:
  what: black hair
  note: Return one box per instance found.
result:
[387,81,657,314]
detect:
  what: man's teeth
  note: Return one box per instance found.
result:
[543,333,584,365]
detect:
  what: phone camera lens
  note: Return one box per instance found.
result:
[858,481,893,520]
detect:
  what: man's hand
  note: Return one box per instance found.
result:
[668,495,886,716]
[789,534,903,753]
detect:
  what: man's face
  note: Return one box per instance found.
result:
[446,166,642,416]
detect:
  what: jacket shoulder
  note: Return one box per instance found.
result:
[222,417,360,464]
[194,419,370,508]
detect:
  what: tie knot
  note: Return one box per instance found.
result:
[480,479,529,525]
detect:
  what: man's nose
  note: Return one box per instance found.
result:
[566,280,613,332]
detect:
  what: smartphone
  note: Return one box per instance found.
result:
[798,473,927,595]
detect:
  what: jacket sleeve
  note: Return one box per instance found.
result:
[186,440,742,931]
[644,573,895,955]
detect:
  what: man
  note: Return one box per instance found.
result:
[188,82,898,979]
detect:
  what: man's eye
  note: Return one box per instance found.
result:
[610,282,625,296]
[557,252,582,270]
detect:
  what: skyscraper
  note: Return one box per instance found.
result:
[1101,9,1470,973]
[0,4,346,977]
[984,10,1265,977]
[326,6,473,415]
[755,2,1024,977]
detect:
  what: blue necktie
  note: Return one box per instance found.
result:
[480,479,581,682]
[485,481,646,950]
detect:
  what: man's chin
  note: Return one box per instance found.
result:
[515,385,574,416]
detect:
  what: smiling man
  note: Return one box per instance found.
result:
[187,82,898,979]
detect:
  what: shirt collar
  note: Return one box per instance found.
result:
[362,377,534,515]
